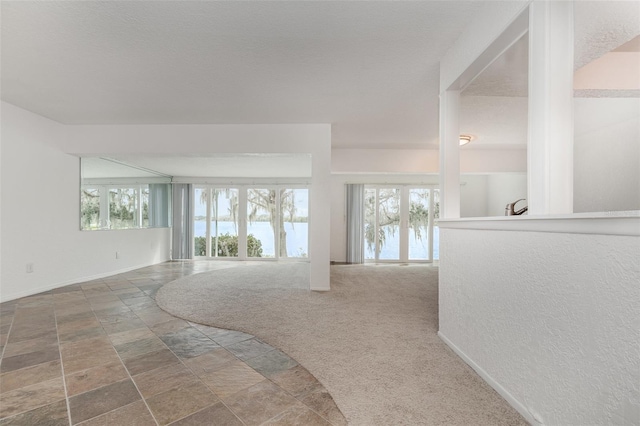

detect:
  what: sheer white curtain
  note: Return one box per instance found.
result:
[346,184,365,264]
[172,184,192,259]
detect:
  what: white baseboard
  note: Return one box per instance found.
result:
[0,259,170,303]
[438,331,538,425]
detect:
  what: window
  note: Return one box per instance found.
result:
[364,186,439,262]
[281,189,309,258]
[109,188,137,229]
[409,188,430,260]
[80,184,167,230]
[81,188,101,230]
[247,189,276,257]
[194,188,240,257]
[365,188,401,260]
[194,186,309,260]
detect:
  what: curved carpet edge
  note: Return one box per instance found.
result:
[156,263,527,426]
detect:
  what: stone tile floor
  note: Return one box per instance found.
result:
[0,261,347,425]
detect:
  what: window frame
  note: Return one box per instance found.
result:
[80,183,150,231]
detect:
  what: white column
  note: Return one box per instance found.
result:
[439,90,461,219]
[528,1,574,215]
[310,132,332,291]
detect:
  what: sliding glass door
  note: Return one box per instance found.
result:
[194,188,239,257]
[247,189,276,258]
[433,189,440,261]
[281,189,309,258]
[364,188,401,261]
[408,188,429,260]
[364,186,439,262]
[194,186,308,260]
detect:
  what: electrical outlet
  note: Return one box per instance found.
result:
[115,251,120,259]
[26,263,34,273]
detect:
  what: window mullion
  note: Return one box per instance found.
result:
[275,187,281,260]
[375,188,380,261]
[399,187,409,262]
[101,186,109,229]
[428,189,435,261]
[206,188,212,257]
[137,185,142,228]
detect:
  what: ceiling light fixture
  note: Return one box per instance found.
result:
[459,135,473,146]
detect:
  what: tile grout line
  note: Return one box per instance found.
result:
[97,281,161,426]
[196,332,271,424]
[60,280,157,425]
[176,346,249,426]
[111,348,160,426]
[73,400,151,426]
[199,326,342,426]
[153,262,258,426]
[188,322,340,425]
[138,320,248,426]
[0,306,16,367]
[77,286,146,418]
[151,314,266,426]
[1,263,345,425]
[184,265,349,426]
[262,376,339,425]
[0,266,187,422]
[71,281,125,424]
[193,330,323,426]
[165,401,247,426]
[124,271,248,426]
[0,299,67,422]
[53,299,75,426]
[0,305,22,423]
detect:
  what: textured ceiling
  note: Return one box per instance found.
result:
[574,1,640,70]
[460,96,527,148]
[1,0,484,149]
[2,1,637,155]
[463,33,529,97]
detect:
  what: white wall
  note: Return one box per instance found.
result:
[332,148,527,175]
[439,225,640,426]
[0,103,3,294]
[0,102,172,302]
[486,173,528,217]
[460,175,488,218]
[574,98,640,213]
[332,149,439,174]
[460,174,529,219]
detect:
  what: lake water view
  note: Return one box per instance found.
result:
[195,220,440,260]
[195,220,309,258]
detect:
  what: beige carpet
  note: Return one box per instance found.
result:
[156,263,526,426]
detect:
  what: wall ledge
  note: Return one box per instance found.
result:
[439,211,640,236]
